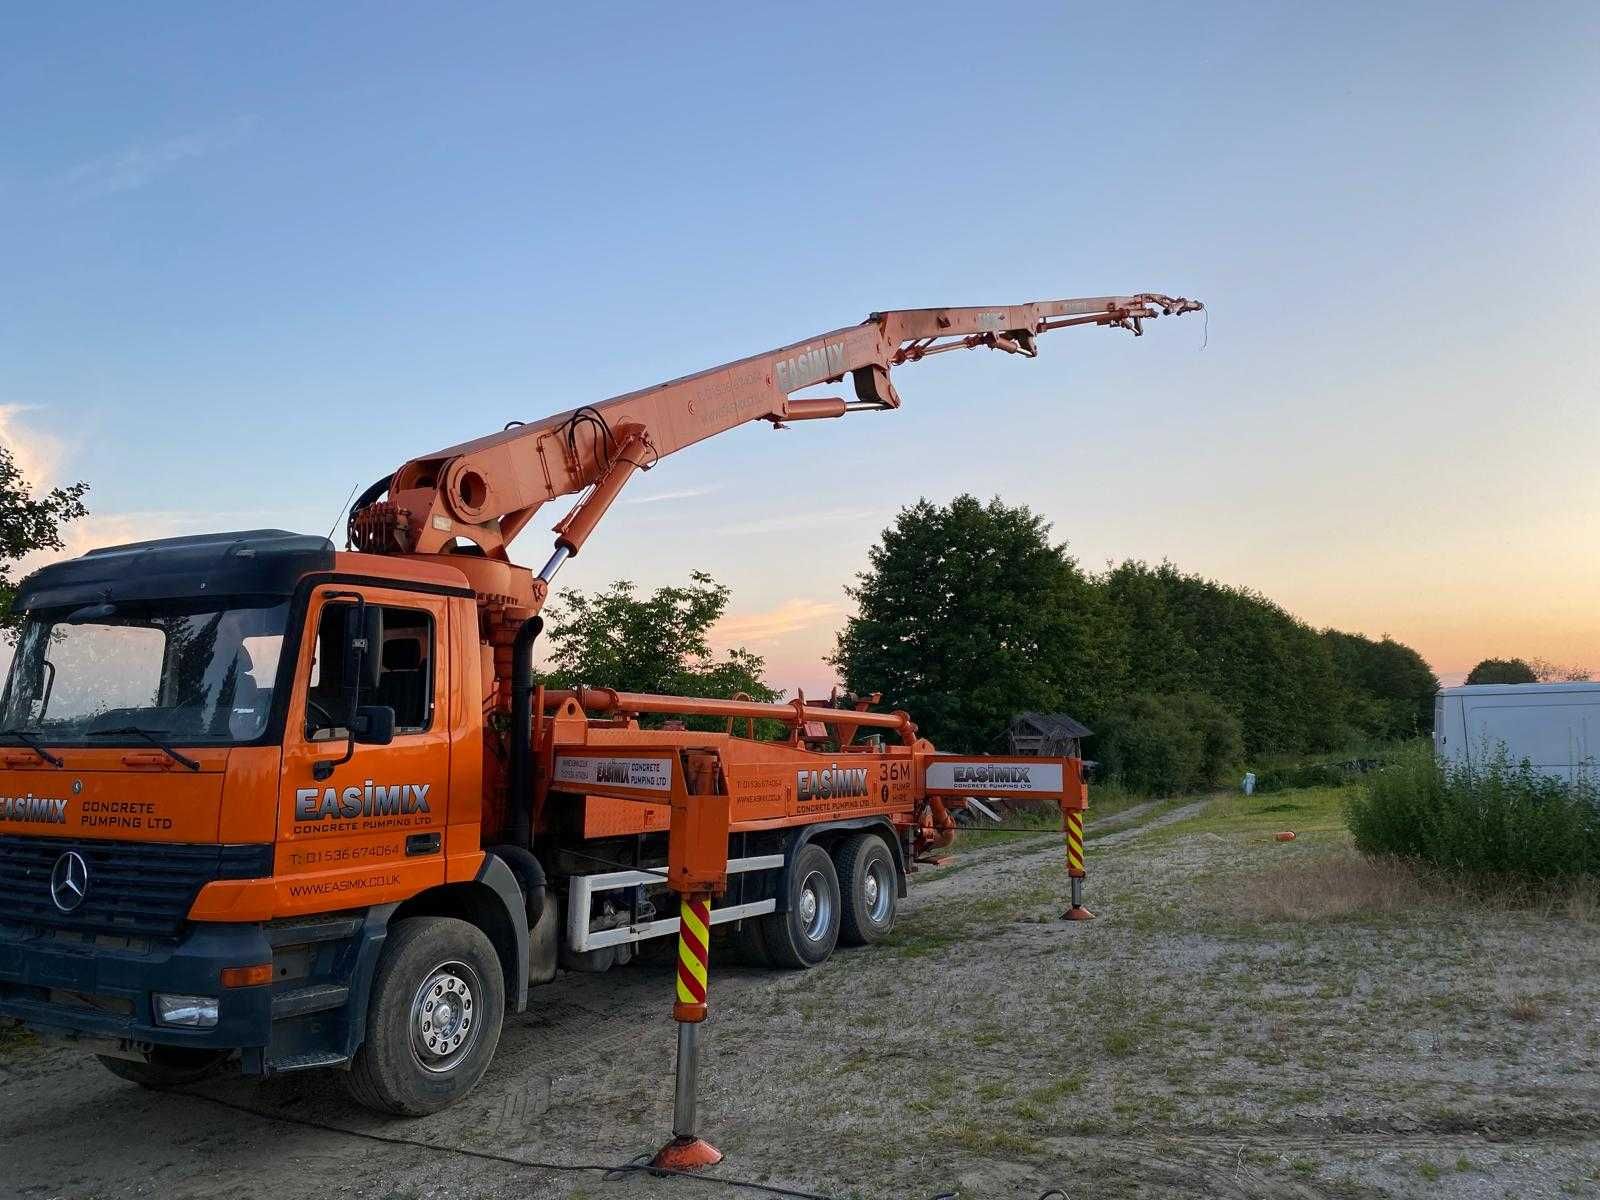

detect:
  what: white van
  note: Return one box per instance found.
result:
[1434,683,1600,783]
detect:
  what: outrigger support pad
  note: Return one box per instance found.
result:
[1062,874,1096,921]
[652,1021,722,1171]
[1061,799,1095,920]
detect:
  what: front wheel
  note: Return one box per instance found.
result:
[346,916,505,1116]
[760,843,841,969]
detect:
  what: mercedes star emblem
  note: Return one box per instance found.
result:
[50,850,89,913]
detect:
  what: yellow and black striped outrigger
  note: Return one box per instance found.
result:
[1062,803,1094,920]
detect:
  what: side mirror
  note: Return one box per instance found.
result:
[313,598,388,782]
[353,705,395,747]
[343,604,384,695]
[31,660,56,721]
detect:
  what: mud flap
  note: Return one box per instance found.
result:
[529,891,559,985]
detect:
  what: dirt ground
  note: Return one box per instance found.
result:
[4,788,1599,1200]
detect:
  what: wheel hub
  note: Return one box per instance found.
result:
[866,860,892,922]
[797,870,833,942]
[410,963,478,1073]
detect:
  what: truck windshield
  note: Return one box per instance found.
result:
[0,599,291,745]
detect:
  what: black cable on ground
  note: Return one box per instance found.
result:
[186,1087,1070,1197]
[190,1087,1077,1198]
[182,1087,963,1198]
[953,826,1063,833]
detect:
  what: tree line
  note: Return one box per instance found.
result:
[829,495,1441,793]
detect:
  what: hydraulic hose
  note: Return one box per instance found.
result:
[350,474,393,515]
[488,843,547,927]
[508,615,543,850]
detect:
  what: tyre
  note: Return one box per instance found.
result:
[346,916,505,1116]
[759,843,840,969]
[732,914,771,966]
[97,1047,230,1089]
[835,833,898,946]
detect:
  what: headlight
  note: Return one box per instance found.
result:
[153,993,219,1028]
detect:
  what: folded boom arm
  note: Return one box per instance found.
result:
[349,293,1201,569]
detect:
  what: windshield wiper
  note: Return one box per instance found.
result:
[89,726,201,772]
[0,729,64,768]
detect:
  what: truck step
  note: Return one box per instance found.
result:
[271,983,351,1020]
[266,917,364,947]
[269,1051,349,1073]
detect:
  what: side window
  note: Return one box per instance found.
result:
[376,608,434,733]
[303,603,435,741]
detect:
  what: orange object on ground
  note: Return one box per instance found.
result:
[652,1135,724,1172]
[1275,831,1297,841]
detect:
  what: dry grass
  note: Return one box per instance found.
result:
[1505,994,1543,1022]
[1542,878,1600,923]
[1230,845,1600,925]
[1232,849,1437,921]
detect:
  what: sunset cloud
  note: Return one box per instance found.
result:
[0,405,66,490]
[712,597,845,646]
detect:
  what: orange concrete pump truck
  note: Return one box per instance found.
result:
[0,295,1200,1120]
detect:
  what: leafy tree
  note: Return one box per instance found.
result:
[1180,691,1246,784]
[1094,692,1241,795]
[1100,560,1200,697]
[1465,658,1538,686]
[0,443,89,634]
[1102,560,1345,756]
[830,496,1119,752]
[1528,657,1591,683]
[1323,630,1440,739]
[541,572,779,723]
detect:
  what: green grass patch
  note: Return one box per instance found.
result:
[884,925,967,959]
[1103,1027,1139,1056]
[1145,785,1351,843]
[1027,1073,1086,1103]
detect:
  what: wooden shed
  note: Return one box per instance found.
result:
[1007,711,1092,759]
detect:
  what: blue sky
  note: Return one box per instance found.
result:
[4,2,1598,691]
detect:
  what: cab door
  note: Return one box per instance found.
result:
[274,585,452,914]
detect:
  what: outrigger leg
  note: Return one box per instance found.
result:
[652,790,731,1170]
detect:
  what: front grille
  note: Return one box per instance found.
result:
[0,837,272,938]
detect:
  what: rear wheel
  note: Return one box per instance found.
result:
[346,916,505,1116]
[733,914,771,966]
[97,1047,230,1089]
[759,843,840,969]
[836,833,898,945]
